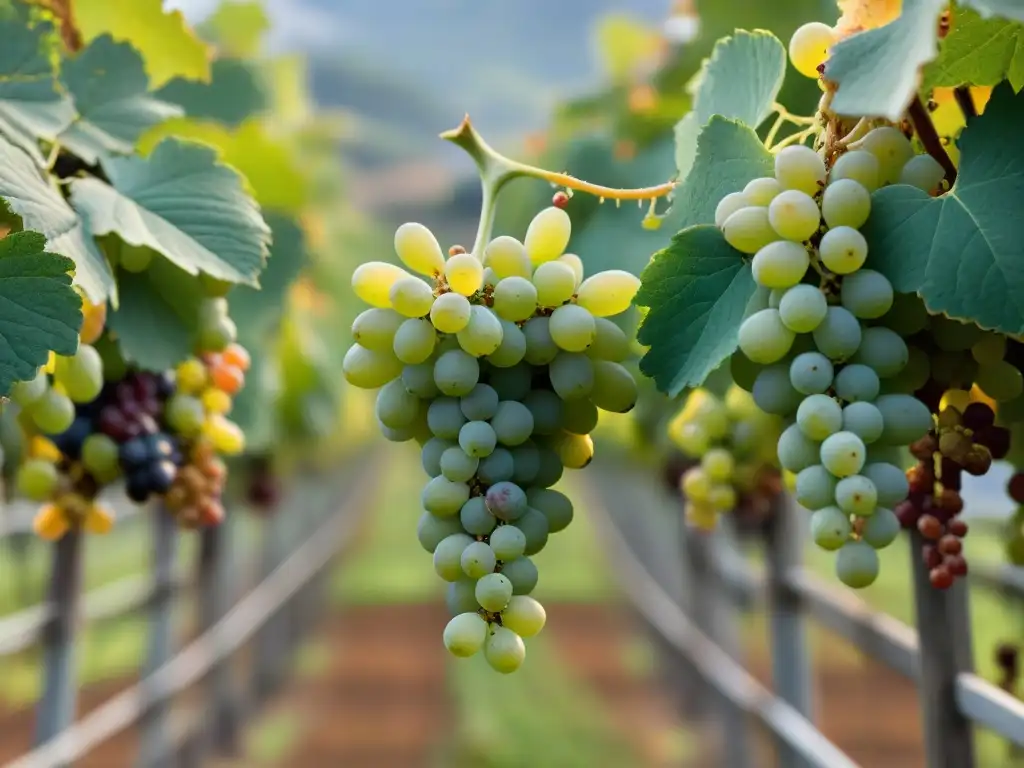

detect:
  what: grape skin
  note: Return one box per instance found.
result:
[738,309,795,364]
[812,307,862,361]
[715,191,749,228]
[829,151,880,192]
[744,176,782,205]
[819,226,868,274]
[836,540,880,588]
[789,21,836,78]
[796,464,838,510]
[723,207,777,254]
[768,189,820,242]
[820,431,866,477]
[753,365,803,415]
[840,269,894,319]
[752,241,810,289]
[821,178,871,229]
[779,284,827,333]
[811,506,851,551]
[778,423,820,472]
[833,364,880,402]
[774,145,826,196]
[796,394,843,441]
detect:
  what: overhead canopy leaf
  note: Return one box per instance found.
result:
[59,35,183,164]
[636,225,756,396]
[69,138,271,288]
[863,83,1024,333]
[157,58,268,127]
[0,231,81,394]
[921,7,1024,91]
[959,0,1024,22]
[0,135,114,301]
[200,1,271,59]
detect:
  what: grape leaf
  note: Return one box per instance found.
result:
[0,13,74,164]
[666,116,774,231]
[636,225,756,395]
[200,1,270,59]
[72,0,211,88]
[0,231,81,394]
[674,30,786,179]
[107,255,203,371]
[69,138,271,288]
[863,82,1024,333]
[0,135,114,302]
[921,7,1024,91]
[960,0,1024,21]
[826,0,947,120]
[157,59,268,128]
[58,35,183,165]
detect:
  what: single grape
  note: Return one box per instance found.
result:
[445,253,484,296]
[861,462,909,507]
[417,511,466,553]
[554,432,593,469]
[744,176,782,205]
[833,364,879,402]
[82,433,120,482]
[835,475,878,515]
[533,261,577,307]
[430,292,472,333]
[352,261,408,308]
[738,309,795,364]
[753,364,803,415]
[768,189,820,242]
[510,443,542,485]
[797,394,843,440]
[476,572,514,612]
[820,431,866,477]
[459,420,497,458]
[722,206,777,254]
[861,507,901,549]
[788,21,836,78]
[460,497,496,536]
[899,153,945,193]
[830,151,880,192]
[484,235,531,279]
[17,458,59,501]
[775,145,826,196]
[821,178,871,229]
[851,327,908,378]
[881,292,929,336]
[682,467,712,501]
[550,304,596,352]
[708,484,737,511]
[434,349,480,396]
[434,533,474,581]
[487,320,527,368]
[376,378,421,429]
[752,241,810,289]
[427,398,467,440]
[812,306,862,361]
[490,525,527,561]
[819,226,868,274]
[166,394,205,437]
[485,625,526,673]
[840,269,894,320]
[461,384,499,421]
[789,352,834,395]
[548,353,594,401]
[841,401,884,444]
[11,370,48,406]
[491,400,535,446]
[446,579,481,616]
[575,270,641,317]
[811,506,852,551]
[590,360,638,413]
[54,345,103,403]
[527,488,573,533]
[558,254,584,287]
[440,446,480,482]
[29,389,76,435]
[795,464,839,510]
[702,448,734,482]
[444,612,488,658]
[502,556,539,595]
[389,276,434,317]
[976,360,1024,402]
[971,333,1007,366]
[860,126,914,186]
[874,394,932,445]
[393,318,437,364]
[835,540,880,588]
[486,481,528,521]
[423,476,471,517]
[715,191,750,228]
[501,595,546,638]
[457,305,504,357]
[525,206,571,265]
[588,318,630,362]
[394,222,445,276]
[522,316,559,365]
[461,540,498,579]
[778,423,821,472]
[352,308,405,352]
[493,276,539,322]
[779,284,828,333]
[522,390,562,434]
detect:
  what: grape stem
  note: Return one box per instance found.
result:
[770,125,817,152]
[907,96,957,184]
[763,102,817,150]
[953,86,978,121]
[441,115,677,257]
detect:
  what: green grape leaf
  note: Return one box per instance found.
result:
[230,213,308,338]
[921,8,1024,91]
[863,82,1024,333]
[825,0,947,120]
[960,0,1024,21]
[0,13,74,164]
[0,231,81,394]
[107,255,203,371]
[636,225,756,395]
[156,58,268,127]
[69,138,271,288]
[0,135,114,302]
[59,35,183,164]
[200,1,270,58]
[674,30,786,179]
[667,116,774,231]
[72,0,211,88]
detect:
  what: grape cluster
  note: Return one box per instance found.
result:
[668,386,782,531]
[343,206,641,673]
[723,129,944,588]
[165,441,228,528]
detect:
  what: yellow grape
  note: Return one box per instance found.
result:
[389,276,434,317]
[44,351,56,374]
[33,504,69,541]
[84,503,115,535]
[30,436,62,463]
[394,222,445,276]
[484,236,532,279]
[524,207,571,265]
[444,253,484,296]
[202,387,232,415]
[176,358,208,394]
[709,485,737,511]
[575,270,641,317]
[352,261,409,308]
[788,22,836,78]
[686,501,717,531]
[205,416,246,455]
[79,298,106,344]
[682,468,711,501]
[558,253,584,288]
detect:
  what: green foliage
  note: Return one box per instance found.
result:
[863,82,1024,333]
[826,0,946,120]
[0,232,81,393]
[922,7,1024,91]
[636,226,756,396]
[69,138,271,288]
[674,30,786,180]
[201,1,271,58]
[960,0,1024,21]
[157,58,269,127]
[59,35,183,164]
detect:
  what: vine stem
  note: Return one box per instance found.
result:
[954,86,978,121]
[441,116,676,257]
[907,96,957,183]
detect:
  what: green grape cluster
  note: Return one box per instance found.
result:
[343,206,641,673]
[668,385,782,530]
[722,128,938,588]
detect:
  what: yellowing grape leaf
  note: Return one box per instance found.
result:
[72,0,211,88]
[202,1,270,58]
[593,13,662,82]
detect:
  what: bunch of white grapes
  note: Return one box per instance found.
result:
[343,206,641,673]
[720,127,942,588]
[669,386,781,530]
